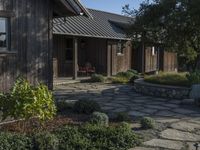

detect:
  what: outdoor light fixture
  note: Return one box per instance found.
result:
[152,46,156,56]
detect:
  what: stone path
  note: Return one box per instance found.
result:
[54,83,200,150]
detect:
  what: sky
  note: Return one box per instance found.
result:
[80,0,144,15]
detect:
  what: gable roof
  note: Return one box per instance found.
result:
[54,0,91,17]
[53,8,134,40]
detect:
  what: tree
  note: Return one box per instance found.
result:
[123,0,200,71]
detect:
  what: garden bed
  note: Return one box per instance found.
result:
[134,78,191,99]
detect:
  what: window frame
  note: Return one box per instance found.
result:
[0,17,10,51]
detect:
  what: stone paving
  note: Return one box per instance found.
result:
[54,83,200,150]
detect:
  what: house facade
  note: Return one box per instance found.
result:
[0,0,87,91]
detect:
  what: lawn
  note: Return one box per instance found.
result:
[144,72,191,87]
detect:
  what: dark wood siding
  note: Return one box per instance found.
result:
[144,47,158,72]
[107,40,132,76]
[160,50,178,72]
[0,0,53,92]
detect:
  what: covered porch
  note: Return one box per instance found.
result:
[53,35,108,80]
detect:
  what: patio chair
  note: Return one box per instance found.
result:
[78,66,87,76]
[85,62,96,75]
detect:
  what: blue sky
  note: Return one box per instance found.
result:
[80,0,144,15]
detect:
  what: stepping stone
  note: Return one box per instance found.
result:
[172,108,197,115]
[144,139,184,150]
[156,118,180,123]
[171,121,200,132]
[128,111,148,117]
[186,142,199,150]
[161,103,179,108]
[145,105,169,110]
[140,108,157,114]
[129,147,155,150]
[161,129,200,142]
[155,110,177,117]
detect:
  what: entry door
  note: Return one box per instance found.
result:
[107,42,117,76]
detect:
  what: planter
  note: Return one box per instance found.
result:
[134,78,191,99]
[190,84,200,106]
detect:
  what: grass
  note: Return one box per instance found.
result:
[144,72,191,87]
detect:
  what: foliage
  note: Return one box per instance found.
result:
[116,71,135,80]
[56,101,74,112]
[186,71,200,85]
[129,74,140,84]
[0,78,56,122]
[33,132,59,150]
[140,117,155,129]
[127,69,138,75]
[0,132,32,150]
[55,126,90,150]
[90,74,105,83]
[144,72,190,87]
[89,112,109,126]
[116,112,131,122]
[122,0,200,70]
[73,99,101,114]
[111,77,130,84]
[55,123,141,150]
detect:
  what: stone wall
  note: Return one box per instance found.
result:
[134,79,191,99]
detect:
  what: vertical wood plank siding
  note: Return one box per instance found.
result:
[161,51,178,72]
[0,0,53,92]
[145,47,158,72]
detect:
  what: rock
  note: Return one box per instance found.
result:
[172,108,197,115]
[161,129,200,142]
[156,118,180,123]
[144,139,184,150]
[128,111,148,117]
[171,121,200,132]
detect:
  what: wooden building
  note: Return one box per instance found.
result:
[53,9,133,79]
[0,0,89,91]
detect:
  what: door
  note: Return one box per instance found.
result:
[107,42,117,76]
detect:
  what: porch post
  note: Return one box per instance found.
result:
[73,37,78,80]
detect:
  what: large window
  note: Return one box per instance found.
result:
[0,17,9,50]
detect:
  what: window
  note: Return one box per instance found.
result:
[117,42,124,55]
[0,17,9,50]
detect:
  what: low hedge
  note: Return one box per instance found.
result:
[0,123,142,150]
[144,72,190,87]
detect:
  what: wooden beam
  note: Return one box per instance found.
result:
[107,43,111,76]
[73,37,78,80]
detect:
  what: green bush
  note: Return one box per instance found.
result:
[55,123,141,150]
[0,132,32,150]
[111,77,129,84]
[116,71,135,80]
[0,78,56,122]
[90,74,105,82]
[116,112,131,122]
[129,75,140,84]
[56,101,74,112]
[55,126,90,150]
[127,69,138,74]
[89,112,109,126]
[140,117,155,129]
[186,71,200,85]
[144,72,190,87]
[73,100,101,114]
[33,132,59,150]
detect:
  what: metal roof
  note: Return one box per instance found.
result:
[53,9,134,40]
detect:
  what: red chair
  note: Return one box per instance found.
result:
[78,66,87,76]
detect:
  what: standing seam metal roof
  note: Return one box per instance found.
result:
[53,8,134,40]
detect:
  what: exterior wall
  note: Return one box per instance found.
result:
[0,0,53,92]
[144,47,158,73]
[159,50,178,72]
[107,40,132,76]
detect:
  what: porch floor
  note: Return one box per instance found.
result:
[53,77,90,86]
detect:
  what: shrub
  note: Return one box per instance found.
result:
[127,69,138,74]
[55,126,90,150]
[144,72,190,87]
[0,78,57,122]
[73,100,101,114]
[140,117,155,129]
[33,132,59,150]
[116,112,131,122]
[116,71,135,80]
[89,112,109,126]
[129,74,140,84]
[90,74,105,82]
[0,132,32,150]
[81,123,141,150]
[56,101,74,112]
[111,77,129,84]
[186,71,200,85]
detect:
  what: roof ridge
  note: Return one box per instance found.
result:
[87,8,133,19]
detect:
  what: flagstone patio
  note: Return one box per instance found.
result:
[54,83,200,150]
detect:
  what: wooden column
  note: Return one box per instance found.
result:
[73,37,78,80]
[107,43,111,77]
